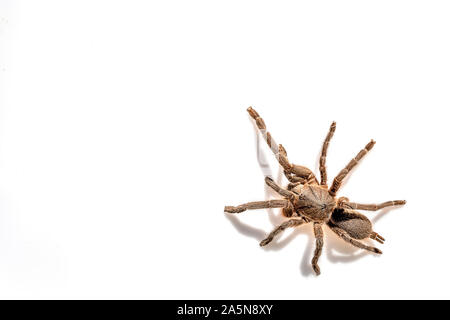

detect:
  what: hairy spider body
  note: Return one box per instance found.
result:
[224,107,406,275]
[293,184,336,222]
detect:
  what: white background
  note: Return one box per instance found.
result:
[0,1,449,299]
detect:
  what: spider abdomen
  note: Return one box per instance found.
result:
[330,208,373,239]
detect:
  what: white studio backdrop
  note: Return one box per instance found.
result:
[0,1,449,299]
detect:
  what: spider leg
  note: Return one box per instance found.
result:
[328,223,382,254]
[287,182,302,192]
[319,121,336,187]
[370,232,385,244]
[260,217,307,247]
[224,199,289,214]
[329,140,376,196]
[312,222,324,275]
[264,176,297,200]
[339,199,406,211]
[247,107,317,184]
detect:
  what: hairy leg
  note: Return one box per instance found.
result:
[319,122,336,186]
[260,218,307,246]
[284,168,317,184]
[265,176,297,200]
[247,107,291,170]
[340,200,406,211]
[329,140,376,196]
[224,199,289,214]
[370,232,385,244]
[282,206,294,217]
[247,107,317,184]
[287,182,302,191]
[312,222,324,275]
[328,223,382,254]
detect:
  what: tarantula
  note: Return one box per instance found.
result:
[224,107,406,275]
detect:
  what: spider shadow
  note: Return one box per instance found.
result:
[225,214,266,240]
[372,205,404,224]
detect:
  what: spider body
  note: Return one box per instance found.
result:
[224,107,406,275]
[293,184,336,222]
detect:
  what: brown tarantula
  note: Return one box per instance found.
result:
[224,107,406,275]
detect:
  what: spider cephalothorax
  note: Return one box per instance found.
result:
[224,107,406,275]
